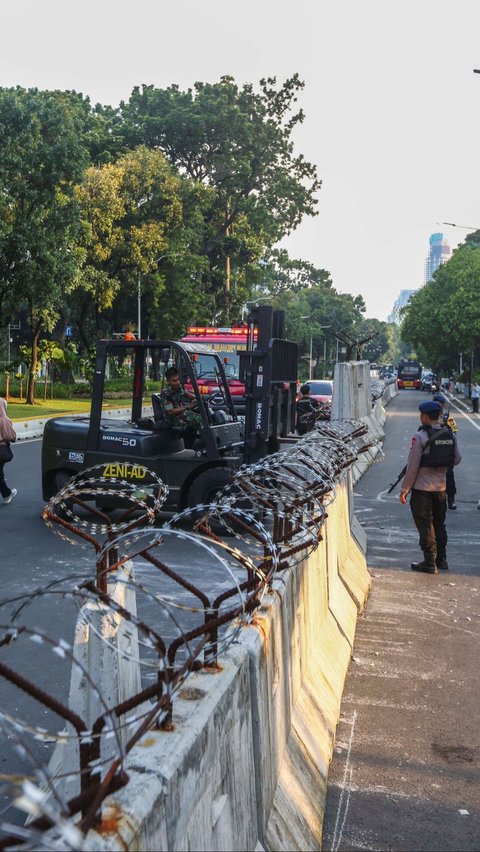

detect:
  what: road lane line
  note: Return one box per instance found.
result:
[446,395,480,432]
[331,710,357,852]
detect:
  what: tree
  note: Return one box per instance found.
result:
[258,270,366,376]
[107,75,321,320]
[0,88,93,402]
[401,241,480,374]
[73,145,190,344]
[38,340,64,400]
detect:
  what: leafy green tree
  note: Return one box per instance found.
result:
[108,75,321,320]
[73,145,190,344]
[0,87,94,402]
[257,269,366,376]
[401,241,480,374]
[38,340,64,400]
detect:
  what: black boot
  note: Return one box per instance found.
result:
[411,552,438,574]
[447,498,457,510]
[436,552,449,570]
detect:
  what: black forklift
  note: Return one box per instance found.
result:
[41,306,299,510]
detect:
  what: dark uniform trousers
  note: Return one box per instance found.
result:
[446,467,456,500]
[410,489,447,562]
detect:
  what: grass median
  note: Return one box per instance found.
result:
[7,397,133,421]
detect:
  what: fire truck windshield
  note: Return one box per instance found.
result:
[193,350,240,379]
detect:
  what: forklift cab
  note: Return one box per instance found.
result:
[87,339,242,454]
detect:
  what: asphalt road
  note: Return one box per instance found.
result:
[322,390,480,852]
[354,389,480,574]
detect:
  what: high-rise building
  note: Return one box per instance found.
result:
[388,289,418,325]
[424,232,450,282]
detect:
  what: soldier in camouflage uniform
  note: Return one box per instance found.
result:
[160,367,202,431]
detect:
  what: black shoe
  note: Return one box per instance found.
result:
[436,558,449,570]
[411,561,439,574]
[447,500,457,510]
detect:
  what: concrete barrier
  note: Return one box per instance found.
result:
[47,563,146,804]
[331,363,397,484]
[82,475,370,851]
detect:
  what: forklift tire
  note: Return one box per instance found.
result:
[48,469,76,518]
[187,467,234,509]
[53,469,75,495]
[187,468,260,535]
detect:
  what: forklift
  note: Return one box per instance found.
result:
[41,307,299,511]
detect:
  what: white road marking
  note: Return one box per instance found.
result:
[446,395,480,432]
[331,710,357,852]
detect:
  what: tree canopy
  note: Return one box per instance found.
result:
[401,238,480,375]
[0,87,95,400]
[0,76,383,397]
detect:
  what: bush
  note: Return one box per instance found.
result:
[103,378,133,392]
[101,378,164,393]
[0,380,85,400]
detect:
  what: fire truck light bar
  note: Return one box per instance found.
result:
[186,326,257,336]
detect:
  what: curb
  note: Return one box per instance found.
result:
[11,405,143,441]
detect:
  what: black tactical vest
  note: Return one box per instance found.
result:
[419,426,455,468]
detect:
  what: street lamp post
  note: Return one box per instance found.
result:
[242,295,272,319]
[441,221,480,231]
[300,317,331,380]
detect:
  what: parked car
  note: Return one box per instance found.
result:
[297,379,333,424]
[299,380,334,403]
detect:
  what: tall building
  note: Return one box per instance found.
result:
[424,232,450,282]
[388,289,418,325]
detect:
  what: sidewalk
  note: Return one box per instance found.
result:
[322,565,480,850]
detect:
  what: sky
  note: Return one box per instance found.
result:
[2,0,480,320]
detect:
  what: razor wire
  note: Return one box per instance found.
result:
[0,419,370,847]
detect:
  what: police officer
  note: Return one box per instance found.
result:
[400,400,461,573]
[433,392,458,510]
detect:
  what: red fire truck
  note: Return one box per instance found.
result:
[180,324,257,403]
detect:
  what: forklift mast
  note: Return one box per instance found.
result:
[240,305,298,464]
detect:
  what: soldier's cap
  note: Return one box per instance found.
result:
[419,400,442,414]
[433,393,447,403]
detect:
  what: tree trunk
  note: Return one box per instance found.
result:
[26,334,39,405]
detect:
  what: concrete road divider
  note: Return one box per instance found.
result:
[331,361,397,483]
[83,476,370,851]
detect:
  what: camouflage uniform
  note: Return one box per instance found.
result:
[160,385,202,430]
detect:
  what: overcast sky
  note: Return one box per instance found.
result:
[2,0,480,320]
